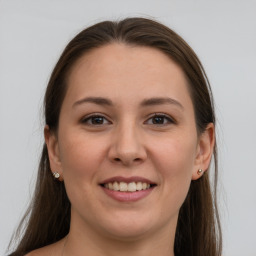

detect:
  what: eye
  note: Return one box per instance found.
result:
[81,114,111,125]
[145,113,175,125]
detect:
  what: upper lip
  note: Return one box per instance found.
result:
[100,176,156,185]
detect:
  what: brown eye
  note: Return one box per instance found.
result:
[82,115,110,125]
[146,114,175,125]
[152,116,165,124]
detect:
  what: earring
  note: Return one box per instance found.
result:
[197,169,203,175]
[52,172,60,179]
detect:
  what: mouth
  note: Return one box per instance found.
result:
[99,176,157,200]
[101,181,156,192]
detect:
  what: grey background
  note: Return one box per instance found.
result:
[0,0,256,255]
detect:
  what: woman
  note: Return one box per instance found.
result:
[9,17,222,256]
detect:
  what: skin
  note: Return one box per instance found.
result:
[28,43,214,256]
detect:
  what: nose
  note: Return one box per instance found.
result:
[108,123,147,166]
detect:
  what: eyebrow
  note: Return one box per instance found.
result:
[72,96,184,109]
[73,97,113,108]
[140,97,184,109]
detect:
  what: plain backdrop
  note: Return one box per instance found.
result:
[0,0,256,255]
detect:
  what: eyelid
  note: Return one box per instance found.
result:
[81,113,112,125]
[80,112,176,126]
[144,113,176,125]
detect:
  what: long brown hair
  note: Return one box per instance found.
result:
[8,17,222,256]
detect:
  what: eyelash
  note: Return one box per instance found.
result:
[81,113,175,126]
[81,114,111,125]
[145,113,175,125]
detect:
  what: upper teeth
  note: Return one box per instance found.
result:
[104,181,150,192]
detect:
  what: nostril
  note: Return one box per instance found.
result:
[114,157,141,163]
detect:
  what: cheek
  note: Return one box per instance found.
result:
[58,131,107,189]
[58,132,106,209]
[154,134,197,175]
[151,134,197,203]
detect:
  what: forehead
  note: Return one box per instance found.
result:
[65,43,192,108]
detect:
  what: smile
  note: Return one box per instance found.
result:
[103,181,152,192]
[100,176,157,202]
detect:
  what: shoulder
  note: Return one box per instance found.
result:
[25,250,41,256]
[24,246,51,256]
[24,246,56,256]
[24,238,65,256]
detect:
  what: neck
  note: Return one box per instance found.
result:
[63,215,176,256]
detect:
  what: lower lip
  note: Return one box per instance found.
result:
[101,186,155,202]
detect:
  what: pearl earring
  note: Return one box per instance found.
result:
[52,172,60,179]
[197,169,203,175]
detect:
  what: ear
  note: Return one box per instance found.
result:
[44,125,63,181]
[192,123,215,180]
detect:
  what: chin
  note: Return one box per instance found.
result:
[96,211,162,241]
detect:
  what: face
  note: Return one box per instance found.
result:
[46,43,213,241]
